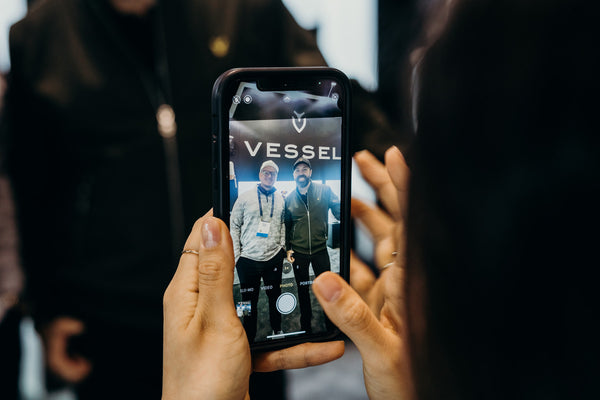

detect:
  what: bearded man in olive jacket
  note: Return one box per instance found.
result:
[284,157,340,333]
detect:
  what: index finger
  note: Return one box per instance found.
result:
[384,146,410,219]
[252,341,345,372]
[354,149,402,220]
[351,198,397,268]
[351,198,394,244]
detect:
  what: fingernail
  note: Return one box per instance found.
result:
[389,145,401,155]
[202,217,221,249]
[314,273,342,303]
[354,149,370,160]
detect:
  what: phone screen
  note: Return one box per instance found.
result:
[215,70,349,349]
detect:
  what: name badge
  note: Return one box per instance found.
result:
[257,221,271,237]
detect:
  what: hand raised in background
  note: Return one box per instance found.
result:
[312,147,415,400]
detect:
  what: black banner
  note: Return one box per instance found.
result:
[230,117,342,183]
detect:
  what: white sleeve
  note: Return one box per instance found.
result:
[230,197,244,261]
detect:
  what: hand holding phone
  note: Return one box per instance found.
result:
[212,67,351,351]
[163,212,345,399]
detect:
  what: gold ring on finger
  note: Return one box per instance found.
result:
[380,261,395,271]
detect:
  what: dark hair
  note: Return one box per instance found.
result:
[405,1,599,399]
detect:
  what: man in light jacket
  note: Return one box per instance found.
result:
[230,160,286,341]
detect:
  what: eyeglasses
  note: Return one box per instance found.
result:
[261,170,277,177]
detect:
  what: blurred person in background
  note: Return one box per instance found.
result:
[1,0,398,398]
[1,35,24,396]
[161,0,600,399]
[2,0,318,398]
[0,163,23,400]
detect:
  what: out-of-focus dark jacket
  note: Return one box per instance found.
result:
[1,0,327,331]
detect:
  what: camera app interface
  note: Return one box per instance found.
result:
[228,79,343,344]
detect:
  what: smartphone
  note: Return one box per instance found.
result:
[211,67,351,351]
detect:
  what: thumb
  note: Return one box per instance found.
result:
[193,216,237,327]
[313,272,385,356]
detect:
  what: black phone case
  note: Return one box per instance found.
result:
[211,67,352,352]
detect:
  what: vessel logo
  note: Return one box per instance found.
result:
[292,111,306,133]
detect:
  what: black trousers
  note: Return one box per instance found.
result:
[291,249,331,333]
[236,249,285,341]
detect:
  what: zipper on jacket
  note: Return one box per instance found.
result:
[306,195,312,255]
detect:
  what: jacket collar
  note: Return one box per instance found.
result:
[295,180,312,196]
[257,184,276,195]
